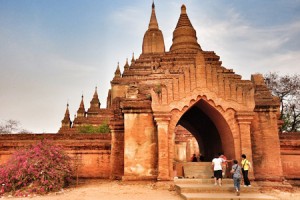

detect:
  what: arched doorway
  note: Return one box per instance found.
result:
[171,98,236,177]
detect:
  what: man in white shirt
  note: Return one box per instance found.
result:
[212,154,225,186]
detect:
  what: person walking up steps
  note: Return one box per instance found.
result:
[219,153,228,178]
[231,160,242,196]
[212,154,225,186]
[241,154,251,187]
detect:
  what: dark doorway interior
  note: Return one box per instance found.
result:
[177,100,224,161]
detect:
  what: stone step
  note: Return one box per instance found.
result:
[183,163,213,178]
[175,178,234,184]
[180,192,278,200]
[183,174,213,179]
[175,184,260,194]
[184,175,214,179]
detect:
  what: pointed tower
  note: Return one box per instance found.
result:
[87,87,101,116]
[114,62,121,78]
[142,2,165,54]
[130,53,135,68]
[73,95,87,127]
[131,53,135,63]
[124,58,130,71]
[77,95,86,117]
[170,4,201,53]
[58,103,72,133]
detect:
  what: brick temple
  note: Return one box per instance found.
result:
[1,3,299,183]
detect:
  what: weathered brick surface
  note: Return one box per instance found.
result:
[280,133,300,180]
[0,134,111,178]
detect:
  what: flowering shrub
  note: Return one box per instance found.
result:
[0,140,73,196]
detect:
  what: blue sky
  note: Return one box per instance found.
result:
[0,0,300,133]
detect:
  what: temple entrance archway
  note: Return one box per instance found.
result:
[169,98,237,178]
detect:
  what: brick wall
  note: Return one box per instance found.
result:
[0,133,112,178]
[280,133,300,180]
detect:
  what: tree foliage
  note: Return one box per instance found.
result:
[264,72,300,132]
[0,119,32,134]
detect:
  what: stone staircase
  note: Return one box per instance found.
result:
[174,162,278,200]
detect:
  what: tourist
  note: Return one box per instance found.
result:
[199,154,205,162]
[212,154,225,186]
[219,153,228,178]
[231,160,242,196]
[191,154,197,162]
[241,154,251,187]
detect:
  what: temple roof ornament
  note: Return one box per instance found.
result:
[131,52,135,63]
[170,4,201,53]
[142,2,165,54]
[124,58,130,70]
[87,87,101,115]
[114,62,121,78]
[149,1,158,30]
[77,95,86,117]
[61,103,72,127]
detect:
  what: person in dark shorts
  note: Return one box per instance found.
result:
[212,154,225,186]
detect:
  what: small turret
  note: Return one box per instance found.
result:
[77,95,86,117]
[124,58,130,71]
[62,103,72,126]
[131,52,135,63]
[87,87,101,116]
[58,103,72,133]
[114,62,121,78]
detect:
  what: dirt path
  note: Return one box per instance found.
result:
[1,179,300,200]
[1,180,182,200]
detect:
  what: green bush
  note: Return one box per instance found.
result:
[78,122,110,133]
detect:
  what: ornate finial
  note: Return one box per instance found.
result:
[114,62,121,77]
[181,4,186,14]
[148,1,159,29]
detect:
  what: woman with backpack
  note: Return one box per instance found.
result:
[230,160,242,196]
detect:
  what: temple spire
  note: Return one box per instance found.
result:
[149,1,158,29]
[77,95,86,117]
[124,58,130,70]
[170,4,201,53]
[60,103,72,129]
[131,52,135,62]
[142,2,165,54]
[114,62,121,78]
[87,87,101,116]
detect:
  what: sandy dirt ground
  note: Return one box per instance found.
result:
[0,179,182,200]
[1,179,300,200]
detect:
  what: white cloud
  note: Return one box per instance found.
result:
[188,6,300,79]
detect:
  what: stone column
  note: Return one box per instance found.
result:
[251,110,284,181]
[235,111,255,179]
[109,120,124,180]
[154,113,171,180]
[121,100,157,181]
[250,74,283,181]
